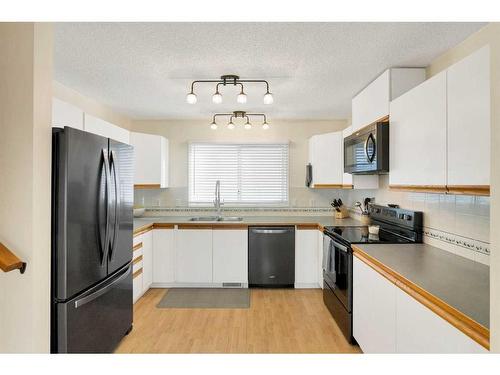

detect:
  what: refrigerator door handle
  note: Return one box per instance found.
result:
[109,150,121,261]
[74,264,131,309]
[102,149,112,263]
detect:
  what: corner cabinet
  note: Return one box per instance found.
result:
[352,68,426,132]
[353,255,487,353]
[389,71,448,192]
[308,132,344,188]
[130,131,169,189]
[152,228,175,285]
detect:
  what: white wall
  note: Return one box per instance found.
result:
[0,23,53,353]
[131,119,348,208]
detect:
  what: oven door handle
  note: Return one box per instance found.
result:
[331,238,350,253]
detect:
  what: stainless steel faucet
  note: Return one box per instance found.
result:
[214,180,223,219]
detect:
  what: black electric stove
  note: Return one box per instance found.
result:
[322,204,422,344]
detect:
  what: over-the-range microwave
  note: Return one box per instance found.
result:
[344,121,389,174]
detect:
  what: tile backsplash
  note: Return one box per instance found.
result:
[346,175,490,265]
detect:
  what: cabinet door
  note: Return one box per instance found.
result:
[353,257,397,353]
[212,229,248,284]
[395,288,487,353]
[389,71,447,188]
[84,114,130,144]
[130,132,169,188]
[175,229,213,283]
[310,132,343,186]
[295,229,319,287]
[141,230,153,292]
[52,98,84,130]
[447,46,490,187]
[352,70,390,131]
[152,229,175,284]
[318,231,324,288]
[341,126,353,187]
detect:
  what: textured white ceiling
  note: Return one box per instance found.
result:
[54,22,485,120]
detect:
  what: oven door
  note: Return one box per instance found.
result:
[323,233,352,311]
[344,129,377,174]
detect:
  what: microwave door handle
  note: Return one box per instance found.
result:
[365,133,376,163]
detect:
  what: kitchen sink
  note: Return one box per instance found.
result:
[188,216,243,222]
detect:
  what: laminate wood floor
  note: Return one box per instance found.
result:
[115,288,361,354]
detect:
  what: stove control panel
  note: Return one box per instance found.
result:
[369,204,422,230]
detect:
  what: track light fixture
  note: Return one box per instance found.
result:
[210,111,270,131]
[187,75,273,105]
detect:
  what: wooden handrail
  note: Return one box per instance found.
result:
[0,242,27,274]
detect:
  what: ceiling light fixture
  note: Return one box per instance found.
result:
[210,111,269,131]
[187,74,273,105]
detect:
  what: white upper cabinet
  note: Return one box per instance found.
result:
[212,230,248,284]
[341,126,353,187]
[130,132,169,188]
[52,98,84,130]
[447,46,490,188]
[352,68,426,132]
[389,71,447,188]
[308,131,343,187]
[84,113,130,144]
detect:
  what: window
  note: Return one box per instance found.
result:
[188,142,289,206]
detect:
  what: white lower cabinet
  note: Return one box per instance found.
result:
[132,270,143,304]
[353,256,487,353]
[318,231,324,288]
[175,229,213,284]
[212,229,248,284]
[152,228,175,285]
[295,229,319,288]
[395,288,487,353]
[353,257,397,353]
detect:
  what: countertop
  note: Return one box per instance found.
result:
[353,243,489,329]
[133,215,363,232]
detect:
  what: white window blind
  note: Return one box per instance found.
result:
[188,142,289,206]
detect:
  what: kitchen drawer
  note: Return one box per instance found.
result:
[133,247,143,260]
[133,268,143,304]
[133,258,143,274]
[133,234,143,247]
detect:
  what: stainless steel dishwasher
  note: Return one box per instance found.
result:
[248,226,295,287]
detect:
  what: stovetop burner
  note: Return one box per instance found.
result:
[323,225,413,244]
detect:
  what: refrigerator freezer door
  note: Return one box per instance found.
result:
[53,263,132,353]
[107,140,134,274]
[53,127,109,300]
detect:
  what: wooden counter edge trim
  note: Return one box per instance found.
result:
[132,242,143,252]
[133,224,153,236]
[389,185,448,194]
[0,242,27,274]
[447,185,490,196]
[152,223,176,229]
[134,184,161,189]
[352,246,490,350]
[312,184,344,189]
[132,268,143,279]
[132,255,143,265]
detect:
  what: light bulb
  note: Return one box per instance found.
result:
[227,121,235,130]
[237,92,247,104]
[244,122,252,130]
[262,122,270,130]
[263,91,274,105]
[212,91,223,104]
[186,92,197,104]
[210,122,218,130]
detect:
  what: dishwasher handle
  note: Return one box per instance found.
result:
[251,228,293,234]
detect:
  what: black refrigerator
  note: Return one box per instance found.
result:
[51,126,134,353]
